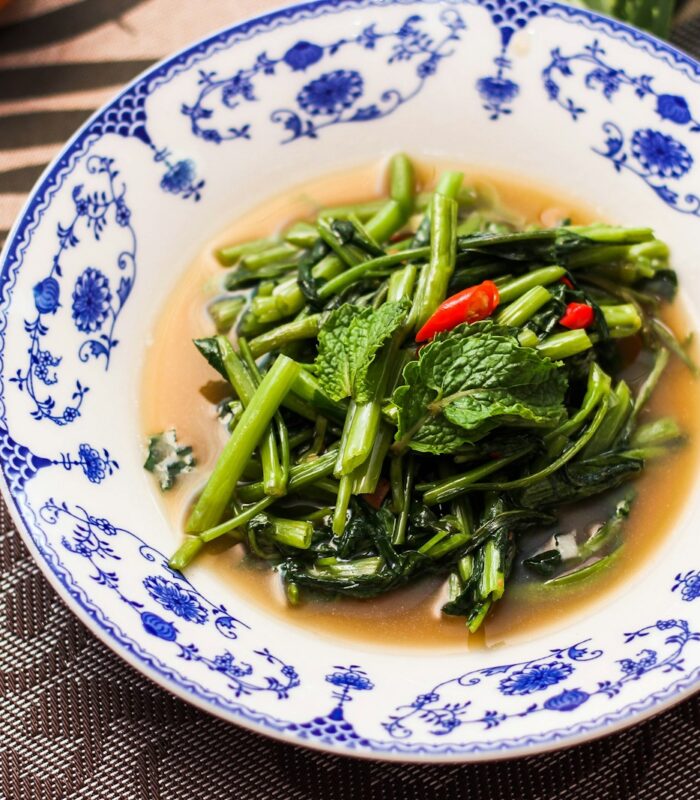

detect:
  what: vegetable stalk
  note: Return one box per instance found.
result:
[412,191,458,331]
[186,355,300,532]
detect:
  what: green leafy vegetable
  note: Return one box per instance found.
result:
[392,322,567,453]
[442,529,514,631]
[581,0,676,39]
[193,336,228,380]
[315,299,410,403]
[144,430,196,490]
[524,549,563,576]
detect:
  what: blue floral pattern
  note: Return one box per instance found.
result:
[283,41,325,72]
[88,78,205,200]
[143,575,208,624]
[594,123,700,215]
[285,666,374,748]
[32,348,60,386]
[498,661,574,695]
[0,426,118,492]
[72,268,112,333]
[630,128,693,178]
[181,10,466,144]
[41,499,300,700]
[33,277,60,315]
[656,94,693,124]
[141,612,178,641]
[673,571,700,602]
[476,75,519,118]
[159,159,203,200]
[542,40,700,129]
[382,618,700,740]
[543,688,590,712]
[382,641,601,738]
[541,40,700,216]
[73,443,118,483]
[297,70,365,115]
[10,156,137,425]
[326,665,374,694]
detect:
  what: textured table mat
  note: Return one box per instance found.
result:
[1,2,699,798]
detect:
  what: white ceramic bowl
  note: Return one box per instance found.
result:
[2,0,700,762]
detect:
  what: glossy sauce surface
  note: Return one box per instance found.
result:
[142,161,700,649]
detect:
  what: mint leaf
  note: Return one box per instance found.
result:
[315,304,362,401]
[316,300,410,403]
[393,322,567,454]
[144,429,196,490]
[392,360,472,453]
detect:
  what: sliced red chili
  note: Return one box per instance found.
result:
[559,302,594,330]
[390,230,412,244]
[416,280,500,342]
[361,478,391,510]
[560,276,574,289]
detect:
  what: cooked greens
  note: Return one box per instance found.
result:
[144,430,196,490]
[150,154,694,633]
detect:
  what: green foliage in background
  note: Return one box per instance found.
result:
[580,0,676,38]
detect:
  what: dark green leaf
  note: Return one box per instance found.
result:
[456,229,592,263]
[296,239,329,309]
[144,429,196,490]
[224,263,295,290]
[524,549,562,576]
[519,452,643,508]
[193,337,227,380]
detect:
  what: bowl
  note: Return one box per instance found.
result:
[1,0,700,763]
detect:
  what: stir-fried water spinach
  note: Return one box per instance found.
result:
[149,154,694,633]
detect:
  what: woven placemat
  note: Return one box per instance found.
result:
[1,2,699,798]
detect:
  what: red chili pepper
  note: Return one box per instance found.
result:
[416,280,500,342]
[361,478,391,510]
[560,276,574,289]
[390,231,412,244]
[559,302,594,329]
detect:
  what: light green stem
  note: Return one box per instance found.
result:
[249,314,321,356]
[536,330,593,360]
[497,266,565,304]
[412,191,458,331]
[186,356,300,532]
[496,286,552,327]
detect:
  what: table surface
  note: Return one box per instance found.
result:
[1,2,700,798]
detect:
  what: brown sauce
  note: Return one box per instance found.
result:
[141,160,700,650]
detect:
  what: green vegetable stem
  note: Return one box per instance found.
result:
[186,355,300,532]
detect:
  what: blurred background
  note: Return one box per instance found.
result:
[0,0,698,249]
